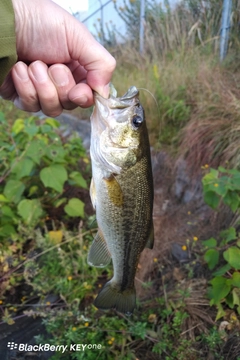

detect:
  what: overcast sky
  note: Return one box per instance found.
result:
[53,0,180,41]
[53,0,126,37]
[53,0,88,13]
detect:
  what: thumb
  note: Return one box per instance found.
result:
[67,22,116,98]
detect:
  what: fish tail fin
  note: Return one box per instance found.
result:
[93,281,136,315]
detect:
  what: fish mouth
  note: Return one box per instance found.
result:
[90,85,139,174]
[92,85,140,133]
[93,85,139,110]
[93,85,139,150]
[119,86,139,101]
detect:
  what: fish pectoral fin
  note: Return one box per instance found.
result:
[104,175,123,207]
[93,281,136,315]
[90,178,96,210]
[87,229,111,268]
[89,215,97,229]
[145,222,154,249]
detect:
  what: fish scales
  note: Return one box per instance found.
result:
[96,156,152,288]
[88,85,154,314]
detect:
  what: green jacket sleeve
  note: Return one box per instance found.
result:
[0,0,17,86]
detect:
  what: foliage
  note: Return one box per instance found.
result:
[152,304,194,360]
[108,0,240,162]
[0,222,206,359]
[24,228,100,306]
[35,286,198,360]
[0,112,88,243]
[97,0,230,55]
[202,166,240,319]
[200,326,225,360]
[0,215,221,359]
[185,0,223,36]
[152,67,190,145]
[203,167,240,211]
[0,109,90,301]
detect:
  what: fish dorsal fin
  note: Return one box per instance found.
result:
[90,177,96,210]
[87,229,112,268]
[145,222,154,249]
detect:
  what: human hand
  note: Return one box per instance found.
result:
[0,0,116,116]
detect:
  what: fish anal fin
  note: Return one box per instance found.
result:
[93,281,136,315]
[104,175,123,207]
[145,222,154,249]
[87,229,111,268]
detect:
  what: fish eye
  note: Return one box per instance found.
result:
[132,115,143,129]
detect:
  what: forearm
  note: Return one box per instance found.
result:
[0,0,17,86]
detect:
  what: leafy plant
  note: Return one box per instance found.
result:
[152,307,193,360]
[0,112,88,243]
[202,166,240,319]
[34,289,196,360]
[0,111,91,301]
[200,326,224,360]
[151,65,190,145]
[202,167,240,211]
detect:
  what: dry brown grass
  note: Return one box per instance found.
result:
[112,46,219,146]
[108,1,240,170]
[170,279,215,338]
[112,0,222,58]
[179,62,240,172]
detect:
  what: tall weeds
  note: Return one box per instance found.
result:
[179,63,240,171]
[103,0,226,55]
[95,0,240,169]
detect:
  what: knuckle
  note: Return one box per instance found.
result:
[107,56,116,73]
[41,92,57,103]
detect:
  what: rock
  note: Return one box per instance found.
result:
[55,113,91,150]
[173,157,203,204]
[171,243,190,262]
[33,111,91,150]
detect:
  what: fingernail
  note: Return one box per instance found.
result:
[49,65,70,87]
[14,62,29,81]
[97,84,110,99]
[30,61,48,83]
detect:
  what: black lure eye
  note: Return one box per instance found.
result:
[132,115,143,129]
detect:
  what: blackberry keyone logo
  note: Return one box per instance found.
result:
[7,342,18,350]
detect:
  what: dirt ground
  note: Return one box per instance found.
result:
[136,151,235,297]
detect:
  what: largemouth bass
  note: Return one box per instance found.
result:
[88,85,154,315]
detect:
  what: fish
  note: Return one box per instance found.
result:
[88,84,154,315]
